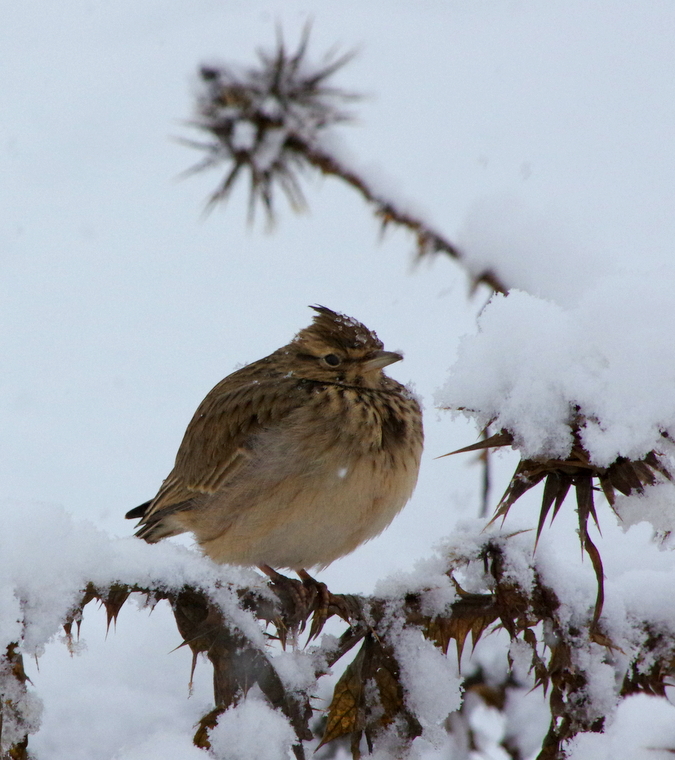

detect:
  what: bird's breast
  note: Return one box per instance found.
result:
[194,382,423,569]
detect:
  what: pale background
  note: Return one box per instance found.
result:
[3,2,675,757]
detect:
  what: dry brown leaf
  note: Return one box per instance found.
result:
[321,641,367,748]
[320,634,420,757]
[424,595,500,661]
[102,584,132,631]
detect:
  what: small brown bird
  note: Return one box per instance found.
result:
[126,306,423,572]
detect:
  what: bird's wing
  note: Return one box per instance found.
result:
[139,369,307,522]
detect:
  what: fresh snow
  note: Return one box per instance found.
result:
[4,1,675,758]
[438,278,675,467]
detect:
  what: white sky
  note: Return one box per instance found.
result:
[3,2,675,758]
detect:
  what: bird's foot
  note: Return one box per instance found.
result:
[258,564,313,645]
[259,565,358,644]
[297,569,331,640]
[298,570,361,640]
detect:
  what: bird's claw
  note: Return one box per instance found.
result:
[298,570,331,640]
[259,566,356,644]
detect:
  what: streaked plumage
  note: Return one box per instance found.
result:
[126,306,423,570]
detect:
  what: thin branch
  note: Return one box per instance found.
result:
[286,135,507,293]
[183,32,508,294]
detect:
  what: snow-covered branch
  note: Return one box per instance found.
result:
[4,505,675,758]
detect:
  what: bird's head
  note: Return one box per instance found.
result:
[286,305,403,387]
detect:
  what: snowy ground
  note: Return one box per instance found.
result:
[3,2,675,758]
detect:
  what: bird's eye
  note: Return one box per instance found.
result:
[323,353,341,367]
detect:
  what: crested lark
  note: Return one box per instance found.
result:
[126,306,423,571]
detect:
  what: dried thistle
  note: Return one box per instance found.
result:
[181,28,506,292]
[445,420,673,628]
[35,543,675,759]
[182,26,357,223]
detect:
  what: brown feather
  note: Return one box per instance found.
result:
[128,306,423,570]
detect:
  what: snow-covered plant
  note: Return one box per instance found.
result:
[6,26,675,760]
[183,30,504,293]
[183,26,356,221]
[168,29,675,760]
[6,511,675,759]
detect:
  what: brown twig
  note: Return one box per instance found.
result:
[184,32,508,295]
[286,135,507,293]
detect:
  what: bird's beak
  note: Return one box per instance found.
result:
[362,350,403,371]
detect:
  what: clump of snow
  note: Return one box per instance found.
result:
[113,731,206,760]
[572,645,619,725]
[0,499,275,751]
[272,647,320,696]
[0,655,42,753]
[393,626,463,734]
[367,723,456,760]
[0,500,266,658]
[503,685,549,759]
[371,553,464,747]
[494,533,537,593]
[613,482,675,537]
[231,120,257,152]
[438,272,675,467]
[0,586,23,650]
[566,694,675,760]
[534,535,599,631]
[418,519,675,755]
[402,381,424,410]
[439,290,576,460]
[539,515,675,646]
[434,519,496,568]
[466,698,507,754]
[434,520,536,598]
[508,639,535,686]
[207,692,296,760]
[253,128,289,173]
[374,549,456,617]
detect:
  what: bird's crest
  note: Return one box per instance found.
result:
[294,305,384,352]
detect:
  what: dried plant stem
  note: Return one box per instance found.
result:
[479,426,493,518]
[290,136,508,294]
[0,644,30,760]
[58,543,660,760]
